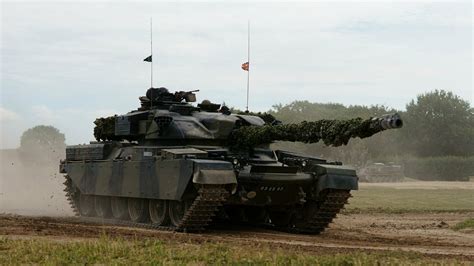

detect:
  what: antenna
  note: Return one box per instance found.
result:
[150,17,153,88]
[246,20,250,112]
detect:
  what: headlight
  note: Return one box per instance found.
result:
[301,160,307,167]
[233,158,239,165]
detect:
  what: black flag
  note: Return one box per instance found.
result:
[143,55,152,62]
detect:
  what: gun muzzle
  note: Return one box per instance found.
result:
[373,113,403,130]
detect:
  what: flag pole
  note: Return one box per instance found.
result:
[150,17,153,88]
[246,20,250,112]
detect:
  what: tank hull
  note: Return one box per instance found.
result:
[61,143,357,233]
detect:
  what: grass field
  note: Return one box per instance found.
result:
[0,236,460,265]
[453,218,474,231]
[347,185,474,213]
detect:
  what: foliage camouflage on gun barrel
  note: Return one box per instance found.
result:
[237,111,279,125]
[229,113,402,149]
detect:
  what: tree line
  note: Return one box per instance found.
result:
[16,89,473,179]
[269,90,474,176]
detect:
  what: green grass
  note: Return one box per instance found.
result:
[0,236,463,265]
[453,218,474,231]
[346,188,474,213]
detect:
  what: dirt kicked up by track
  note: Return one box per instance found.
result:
[1,212,473,261]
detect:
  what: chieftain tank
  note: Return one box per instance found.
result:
[60,87,403,233]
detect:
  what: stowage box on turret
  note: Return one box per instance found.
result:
[60,87,403,233]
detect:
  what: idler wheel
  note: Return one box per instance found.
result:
[169,200,190,227]
[111,197,129,220]
[269,211,293,227]
[94,196,111,218]
[149,199,170,226]
[128,198,149,223]
[79,194,96,217]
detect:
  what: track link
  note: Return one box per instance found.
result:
[289,189,351,234]
[63,175,79,216]
[177,185,229,231]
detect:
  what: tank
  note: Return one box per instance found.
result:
[60,87,403,233]
[358,162,405,182]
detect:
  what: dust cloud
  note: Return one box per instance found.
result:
[0,149,73,216]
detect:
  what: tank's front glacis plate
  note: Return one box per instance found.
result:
[225,163,313,206]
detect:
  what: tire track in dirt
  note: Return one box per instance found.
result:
[1,213,473,261]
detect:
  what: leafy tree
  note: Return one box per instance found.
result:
[243,90,473,165]
[400,90,474,157]
[19,125,66,162]
[269,90,473,162]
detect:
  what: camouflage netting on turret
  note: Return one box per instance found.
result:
[93,116,118,141]
[229,114,402,149]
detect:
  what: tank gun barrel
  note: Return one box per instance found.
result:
[229,113,403,149]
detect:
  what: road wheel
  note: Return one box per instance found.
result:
[128,198,149,223]
[111,197,129,220]
[149,199,170,226]
[94,196,111,218]
[79,194,95,217]
[169,200,190,227]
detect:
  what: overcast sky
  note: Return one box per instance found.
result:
[1,1,472,149]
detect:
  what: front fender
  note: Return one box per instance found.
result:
[314,164,358,193]
[191,159,237,185]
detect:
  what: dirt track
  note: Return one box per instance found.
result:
[1,212,473,261]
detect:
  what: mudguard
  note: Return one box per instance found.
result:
[191,159,237,185]
[314,164,358,193]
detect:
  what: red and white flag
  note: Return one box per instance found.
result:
[241,61,249,71]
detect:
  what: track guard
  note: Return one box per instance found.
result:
[314,165,358,193]
[191,159,237,185]
[63,159,195,200]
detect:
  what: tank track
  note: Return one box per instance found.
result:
[177,185,229,231]
[289,189,351,234]
[65,175,349,234]
[63,175,229,232]
[63,175,79,216]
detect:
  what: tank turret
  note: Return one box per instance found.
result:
[93,88,402,148]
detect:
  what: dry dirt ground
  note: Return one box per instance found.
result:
[1,211,473,261]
